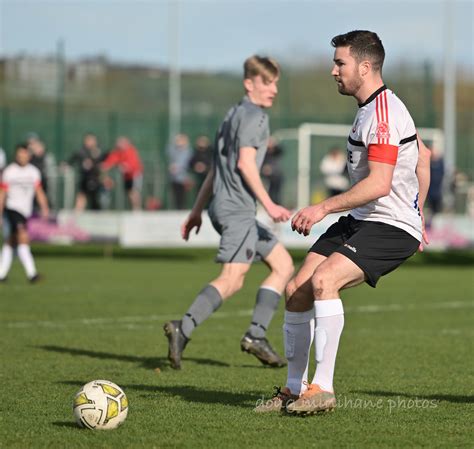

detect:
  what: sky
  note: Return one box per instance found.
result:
[0,0,472,74]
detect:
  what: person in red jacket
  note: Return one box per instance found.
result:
[102,136,143,210]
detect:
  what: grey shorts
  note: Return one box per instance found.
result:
[124,175,143,193]
[209,213,278,264]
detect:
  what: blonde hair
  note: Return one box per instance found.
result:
[243,55,280,83]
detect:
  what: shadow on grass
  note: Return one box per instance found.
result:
[59,380,263,408]
[239,363,285,370]
[37,345,230,370]
[353,389,474,404]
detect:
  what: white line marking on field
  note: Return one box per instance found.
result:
[4,301,473,330]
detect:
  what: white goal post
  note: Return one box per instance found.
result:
[274,123,445,209]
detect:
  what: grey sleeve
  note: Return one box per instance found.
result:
[237,110,268,149]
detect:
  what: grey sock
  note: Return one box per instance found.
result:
[181,284,223,338]
[248,287,281,338]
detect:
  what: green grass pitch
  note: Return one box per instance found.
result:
[0,250,473,448]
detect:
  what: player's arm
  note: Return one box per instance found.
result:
[0,186,6,224]
[181,165,214,241]
[292,161,394,235]
[416,134,431,248]
[35,185,50,219]
[101,150,119,172]
[237,147,291,223]
[100,150,120,190]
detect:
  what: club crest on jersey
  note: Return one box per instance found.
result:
[352,118,359,134]
[376,121,390,140]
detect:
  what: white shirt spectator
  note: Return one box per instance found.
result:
[1,163,41,218]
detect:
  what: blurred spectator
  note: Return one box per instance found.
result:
[168,134,192,210]
[27,133,56,211]
[102,136,143,210]
[261,136,284,204]
[450,170,470,215]
[320,146,349,197]
[0,146,7,180]
[27,133,55,195]
[189,135,212,194]
[67,133,104,211]
[426,147,445,228]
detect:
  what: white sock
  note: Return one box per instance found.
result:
[17,244,37,279]
[284,308,315,395]
[0,244,13,278]
[312,299,344,393]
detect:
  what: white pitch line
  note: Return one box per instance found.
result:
[3,301,473,329]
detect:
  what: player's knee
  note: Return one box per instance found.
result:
[274,255,294,283]
[283,258,295,282]
[312,266,335,297]
[268,248,294,282]
[223,273,245,296]
[285,280,313,312]
[234,273,246,292]
[285,279,297,300]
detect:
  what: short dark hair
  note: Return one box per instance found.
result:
[331,30,385,72]
[15,142,28,153]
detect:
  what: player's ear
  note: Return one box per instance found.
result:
[360,60,371,77]
[243,78,254,93]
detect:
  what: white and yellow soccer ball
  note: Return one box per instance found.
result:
[73,380,128,430]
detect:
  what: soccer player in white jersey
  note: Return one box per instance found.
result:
[0,143,49,282]
[256,30,431,414]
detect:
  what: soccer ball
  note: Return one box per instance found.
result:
[73,380,128,430]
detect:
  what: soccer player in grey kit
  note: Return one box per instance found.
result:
[164,56,294,369]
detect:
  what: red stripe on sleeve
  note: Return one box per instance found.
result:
[368,143,398,165]
[375,97,380,144]
[383,91,389,144]
[380,93,385,123]
[34,180,42,189]
[0,182,8,191]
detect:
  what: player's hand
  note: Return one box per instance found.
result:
[181,212,202,241]
[418,209,429,252]
[265,202,292,223]
[291,204,327,236]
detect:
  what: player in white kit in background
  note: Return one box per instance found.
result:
[0,143,49,282]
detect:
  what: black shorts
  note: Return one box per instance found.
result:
[309,215,419,288]
[79,177,101,194]
[4,209,27,233]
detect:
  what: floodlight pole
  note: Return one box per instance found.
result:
[168,0,181,142]
[0,0,3,57]
[55,39,65,160]
[443,0,456,176]
[0,0,6,150]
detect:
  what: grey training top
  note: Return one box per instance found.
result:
[209,96,270,218]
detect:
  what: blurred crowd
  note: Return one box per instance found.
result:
[0,132,471,219]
